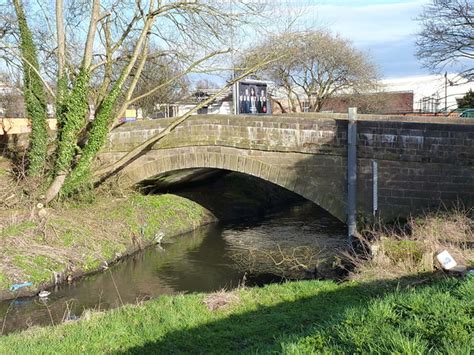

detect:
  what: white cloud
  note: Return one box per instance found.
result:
[304,1,426,44]
[307,1,428,78]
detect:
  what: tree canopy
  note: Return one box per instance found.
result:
[240,31,378,113]
[457,89,474,108]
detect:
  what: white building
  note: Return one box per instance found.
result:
[382,74,474,113]
[156,89,233,118]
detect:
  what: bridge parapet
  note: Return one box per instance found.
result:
[106,114,473,164]
[101,114,474,222]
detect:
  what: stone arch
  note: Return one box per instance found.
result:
[115,146,347,222]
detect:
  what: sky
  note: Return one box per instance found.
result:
[290,0,428,79]
[0,0,464,84]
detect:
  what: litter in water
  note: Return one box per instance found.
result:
[38,290,51,298]
[9,282,33,291]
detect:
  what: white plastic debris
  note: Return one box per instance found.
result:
[101,261,109,270]
[154,231,165,244]
[436,250,457,270]
[38,290,51,298]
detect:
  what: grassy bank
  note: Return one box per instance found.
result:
[0,194,215,300]
[349,209,474,281]
[0,275,472,353]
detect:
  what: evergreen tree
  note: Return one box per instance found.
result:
[456,89,474,109]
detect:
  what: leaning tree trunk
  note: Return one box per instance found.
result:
[44,0,102,203]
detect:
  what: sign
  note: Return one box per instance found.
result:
[236,81,270,115]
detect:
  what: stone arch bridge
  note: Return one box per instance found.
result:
[99,114,474,222]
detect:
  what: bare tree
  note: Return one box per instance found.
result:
[416,0,474,82]
[112,44,190,118]
[2,0,277,204]
[241,31,379,112]
[195,79,220,90]
[0,72,25,118]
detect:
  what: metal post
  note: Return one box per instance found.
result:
[233,82,238,115]
[347,107,358,246]
[372,160,378,217]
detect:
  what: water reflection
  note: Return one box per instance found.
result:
[0,201,345,335]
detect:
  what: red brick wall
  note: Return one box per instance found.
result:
[271,92,414,114]
[321,92,414,114]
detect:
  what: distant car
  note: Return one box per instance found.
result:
[460,109,474,118]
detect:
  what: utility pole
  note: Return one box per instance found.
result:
[444,72,448,113]
[230,0,238,115]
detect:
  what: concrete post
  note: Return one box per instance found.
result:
[347,107,358,245]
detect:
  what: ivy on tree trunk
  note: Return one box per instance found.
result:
[61,78,123,196]
[53,69,90,175]
[13,0,49,177]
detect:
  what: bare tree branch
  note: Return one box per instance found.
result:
[416,0,474,81]
[83,0,101,69]
[93,53,284,182]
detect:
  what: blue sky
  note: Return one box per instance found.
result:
[287,0,429,79]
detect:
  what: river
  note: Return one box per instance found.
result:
[0,200,346,335]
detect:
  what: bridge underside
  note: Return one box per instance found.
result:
[101,145,348,222]
[138,168,227,191]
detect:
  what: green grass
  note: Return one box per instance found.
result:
[0,273,8,289]
[10,255,62,285]
[0,221,37,239]
[0,276,472,354]
[382,239,423,263]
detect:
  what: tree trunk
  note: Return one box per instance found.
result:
[12,0,49,177]
[273,99,287,113]
[58,4,157,198]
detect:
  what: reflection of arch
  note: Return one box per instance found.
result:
[115,146,346,222]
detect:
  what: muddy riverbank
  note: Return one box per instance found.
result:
[0,194,217,301]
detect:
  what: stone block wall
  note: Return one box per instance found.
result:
[103,114,474,222]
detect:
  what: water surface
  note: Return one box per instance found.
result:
[0,201,345,335]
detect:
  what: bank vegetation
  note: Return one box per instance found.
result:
[348,208,474,281]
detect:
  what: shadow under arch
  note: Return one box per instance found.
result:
[114,146,347,222]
